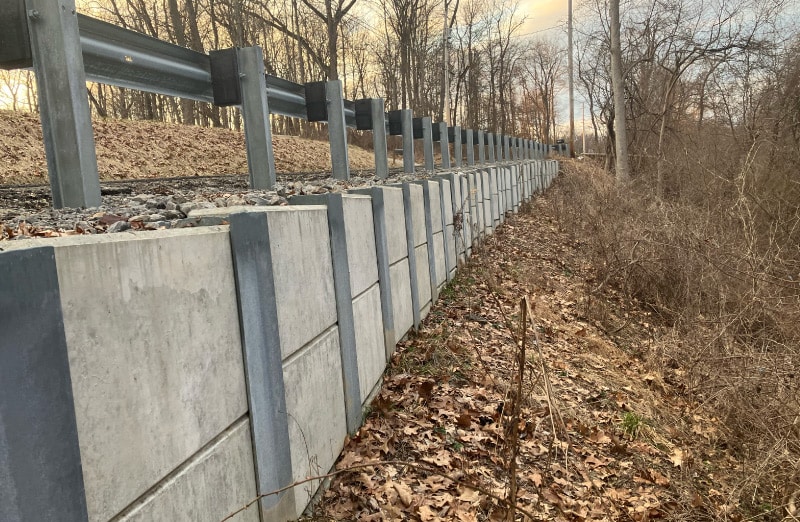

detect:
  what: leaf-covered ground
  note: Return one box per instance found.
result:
[0,110,378,185]
[305,188,742,521]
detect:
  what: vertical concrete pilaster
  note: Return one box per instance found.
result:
[0,247,89,522]
[229,213,297,521]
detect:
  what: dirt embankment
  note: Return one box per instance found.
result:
[0,110,378,185]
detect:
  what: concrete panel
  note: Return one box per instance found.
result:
[390,259,414,342]
[266,207,337,359]
[481,170,492,235]
[353,284,386,404]
[432,230,447,290]
[459,175,473,257]
[440,178,454,226]
[50,228,248,522]
[342,196,379,298]
[426,181,443,233]
[118,419,259,522]
[408,183,426,247]
[469,171,483,238]
[283,326,347,516]
[382,188,409,264]
[506,169,513,212]
[414,244,432,311]
[438,178,457,279]
[491,169,500,224]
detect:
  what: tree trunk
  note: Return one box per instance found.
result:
[609,0,630,182]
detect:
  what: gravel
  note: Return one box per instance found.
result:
[0,169,434,241]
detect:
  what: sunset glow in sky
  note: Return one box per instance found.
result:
[520,0,568,37]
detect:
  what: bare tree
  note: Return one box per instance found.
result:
[609,0,630,181]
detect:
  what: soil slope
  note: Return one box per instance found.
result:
[295,192,744,522]
[0,110,377,185]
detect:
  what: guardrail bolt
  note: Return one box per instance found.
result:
[27,9,40,19]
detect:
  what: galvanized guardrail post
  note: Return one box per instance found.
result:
[15,0,102,208]
[305,80,350,180]
[477,130,485,164]
[422,117,434,171]
[439,122,451,169]
[401,109,415,174]
[495,133,503,162]
[328,81,350,180]
[504,135,511,161]
[465,129,475,166]
[452,126,462,167]
[236,47,276,189]
[487,133,495,163]
[354,98,389,179]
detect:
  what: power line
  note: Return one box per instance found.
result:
[511,23,565,39]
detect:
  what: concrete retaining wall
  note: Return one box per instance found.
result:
[0,159,558,522]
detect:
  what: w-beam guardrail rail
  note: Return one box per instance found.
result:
[0,0,558,209]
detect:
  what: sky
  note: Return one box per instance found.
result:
[520,0,568,37]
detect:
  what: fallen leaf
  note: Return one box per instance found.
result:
[670,448,684,467]
[394,482,414,507]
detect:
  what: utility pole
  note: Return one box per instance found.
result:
[442,0,450,123]
[568,0,575,158]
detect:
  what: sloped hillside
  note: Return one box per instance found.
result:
[0,110,377,185]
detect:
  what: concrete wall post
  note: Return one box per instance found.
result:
[0,247,89,522]
[228,213,297,520]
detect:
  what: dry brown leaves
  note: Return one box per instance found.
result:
[308,194,741,521]
[0,110,376,185]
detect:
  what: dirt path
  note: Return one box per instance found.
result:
[304,186,738,521]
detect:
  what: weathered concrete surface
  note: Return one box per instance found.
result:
[353,284,386,404]
[282,325,347,518]
[186,205,338,361]
[481,170,493,236]
[389,258,414,341]
[118,418,260,522]
[414,243,432,316]
[438,177,457,278]
[409,184,427,248]
[468,171,483,238]
[419,180,446,294]
[505,168,513,213]
[457,174,471,258]
[0,247,88,522]
[228,210,296,522]
[384,188,409,264]
[266,207,338,359]
[49,228,248,522]
[341,196,379,298]
[490,168,500,227]
[432,229,447,291]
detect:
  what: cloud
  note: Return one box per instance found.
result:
[520,0,566,35]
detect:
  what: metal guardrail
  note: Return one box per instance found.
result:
[0,0,550,208]
[78,14,215,103]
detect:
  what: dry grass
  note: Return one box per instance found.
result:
[551,158,800,519]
